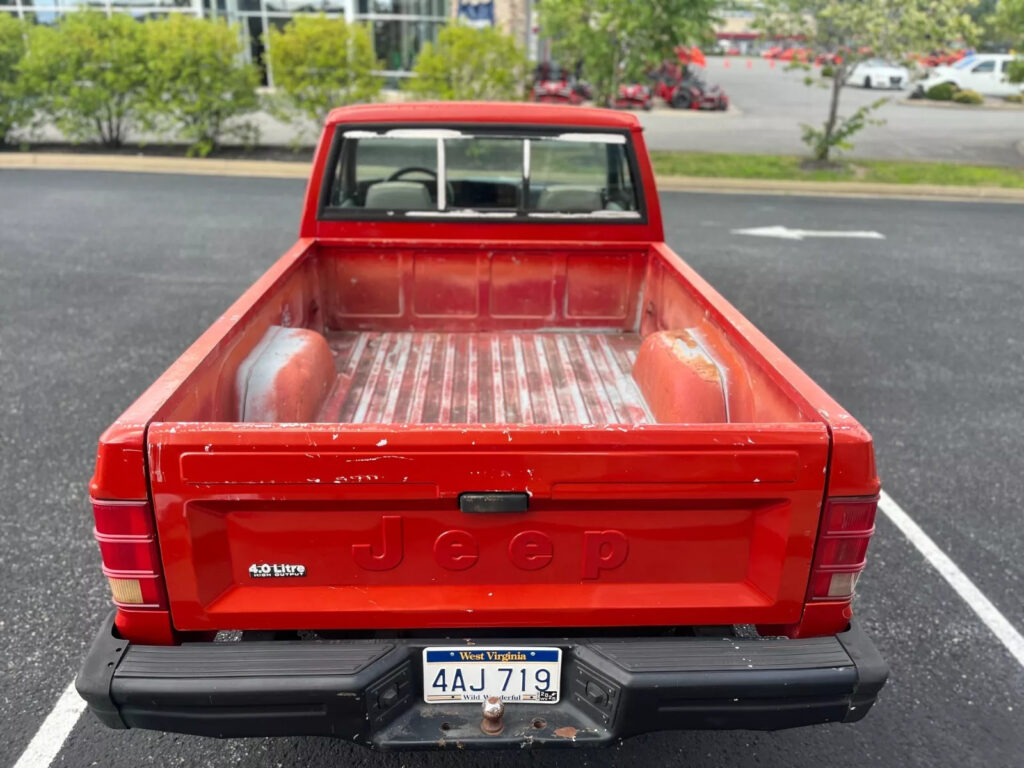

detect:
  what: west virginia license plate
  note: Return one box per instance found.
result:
[422,647,562,704]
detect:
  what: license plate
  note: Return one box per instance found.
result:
[422,647,562,704]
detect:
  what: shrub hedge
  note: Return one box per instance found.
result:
[266,15,382,131]
[924,82,958,101]
[404,24,528,101]
[9,12,258,151]
[951,89,984,105]
[0,13,32,145]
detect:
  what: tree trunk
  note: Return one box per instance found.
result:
[600,33,620,108]
[820,64,845,162]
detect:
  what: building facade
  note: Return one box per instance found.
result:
[0,0,452,84]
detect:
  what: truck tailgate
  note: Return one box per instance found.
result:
[148,423,829,631]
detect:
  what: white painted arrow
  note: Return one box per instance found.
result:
[731,225,885,241]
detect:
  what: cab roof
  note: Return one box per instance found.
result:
[325,101,642,130]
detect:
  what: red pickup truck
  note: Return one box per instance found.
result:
[77,102,886,748]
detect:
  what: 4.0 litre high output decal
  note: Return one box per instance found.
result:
[248,563,307,578]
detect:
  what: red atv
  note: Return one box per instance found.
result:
[530,78,583,105]
[529,63,586,105]
[651,62,728,111]
[614,83,653,110]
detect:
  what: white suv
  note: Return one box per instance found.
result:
[917,54,1022,97]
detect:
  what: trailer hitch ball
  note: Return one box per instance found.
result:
[481,696,505,735]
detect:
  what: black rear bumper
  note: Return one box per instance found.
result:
[77,611,886,749]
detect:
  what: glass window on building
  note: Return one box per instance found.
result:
[4,0,448,83]
[12,0,198,26]
[228,0,448,84]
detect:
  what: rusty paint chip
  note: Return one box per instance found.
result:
[553,726,578,740]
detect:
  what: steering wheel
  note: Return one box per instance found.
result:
[385,166,455,207]
[386,167,437,182]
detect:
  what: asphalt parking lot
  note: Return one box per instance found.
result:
[635,56,1024,166]
[1,170,1022,767]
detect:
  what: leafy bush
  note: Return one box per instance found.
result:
[952,88,984,104]
[1009,59,1024,85]
[821,63,835,78]
[404,24,528,101]
[799,97,888,160]
[925,82,958,101]
[145,16,259,156]
[20,11,150,146]
[1005,93,1024,104]
[267,15,382,130]
[0,14,32,145]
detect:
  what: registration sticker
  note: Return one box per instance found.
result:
[422,647,562,704]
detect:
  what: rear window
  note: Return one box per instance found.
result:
[321,127,642,220]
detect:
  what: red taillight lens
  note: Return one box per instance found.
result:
[92,499,166,609]
[809,496,877,601]
[823,499,876,534]
[815,535,871,567]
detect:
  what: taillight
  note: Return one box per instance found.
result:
[809,496,877,600]
[92,499,167,609]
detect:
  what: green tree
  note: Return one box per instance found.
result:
[540,0,717,106]
[267,15,382,131]
[0,14,32,145]
[988,0,1024,83]
[404,24,528,101]
[19,11,150,147]
[145,16,260,156]
[757,0,978,162]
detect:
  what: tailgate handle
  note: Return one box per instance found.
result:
[459,492,529,514]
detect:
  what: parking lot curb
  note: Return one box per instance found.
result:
[3,152,1023,203]
[655,175,1024,203]
[897,98,1024,112]
[0,152,311,179]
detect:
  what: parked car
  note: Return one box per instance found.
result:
[76,102,886,749]
[847,59,911,89]
[917,54,1022,97]
[778,47,812,63]
[913,49,966,68]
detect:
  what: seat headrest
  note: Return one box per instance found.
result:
[364,181,432,211]
[536,185,603,212]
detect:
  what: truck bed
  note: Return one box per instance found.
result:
[320,331,653,425]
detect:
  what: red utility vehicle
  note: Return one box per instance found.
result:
[530,78,584,105]
[78,102,886,749]
[613,83,654,110]
[650,61,728,110]
[529,63,586,106]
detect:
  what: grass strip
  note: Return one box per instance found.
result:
[650,150,1024,189]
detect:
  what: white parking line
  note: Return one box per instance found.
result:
[879,490,1024,669]
[12,680,85,768]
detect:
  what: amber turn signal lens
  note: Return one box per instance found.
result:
[108,577,144,605]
